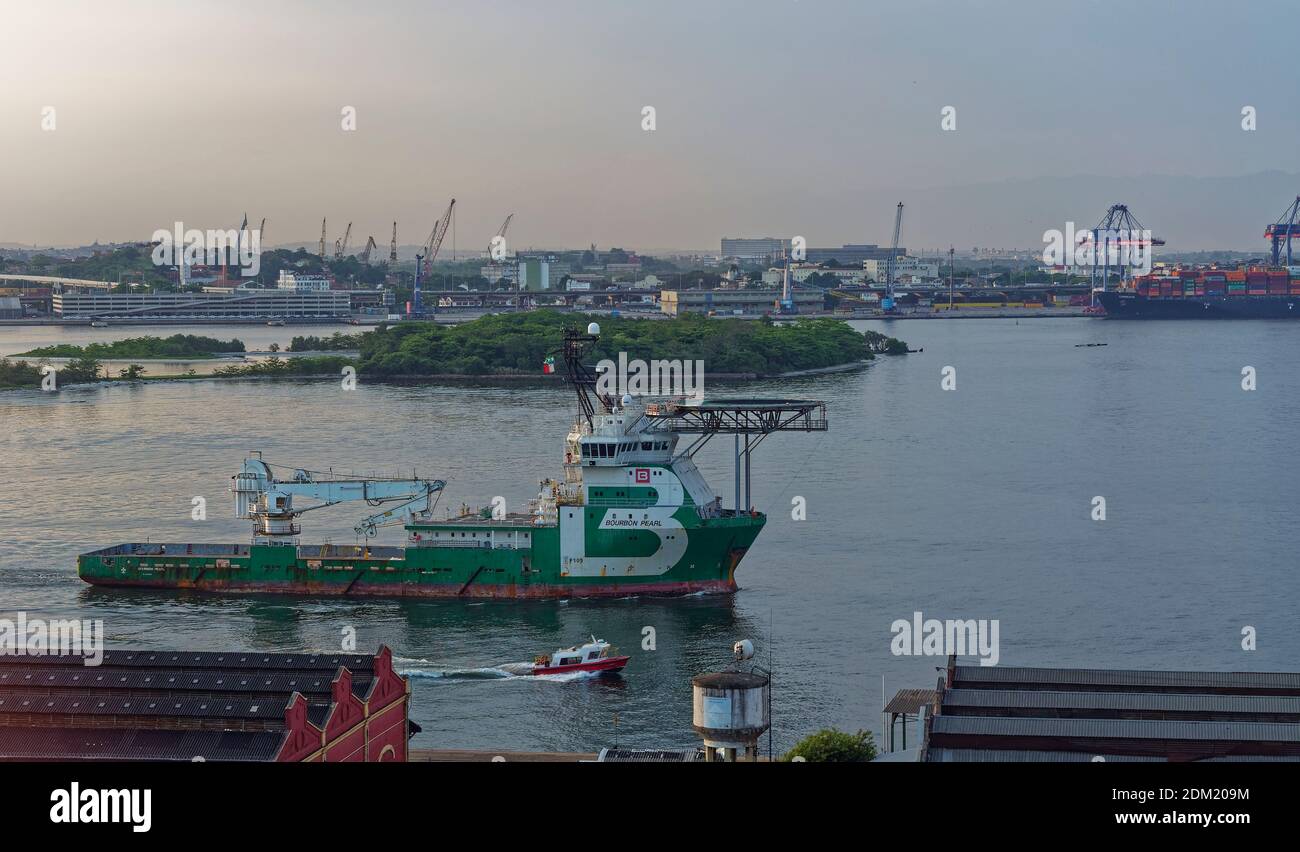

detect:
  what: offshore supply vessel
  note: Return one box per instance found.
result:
[77,324,827,598]
[1096,266,1300,318]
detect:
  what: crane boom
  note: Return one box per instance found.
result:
[390,221,398,265]
[360,236,377,263]
[319,218,327,259]
[231,454,445,541]
[334,222,352,259]
[423,199,456,277]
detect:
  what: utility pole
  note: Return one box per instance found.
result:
[948,246,955,309]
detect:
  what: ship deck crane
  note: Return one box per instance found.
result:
[1266,196,1300,267]
[231,453,445,542]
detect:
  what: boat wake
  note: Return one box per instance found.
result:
[397,661,610,683]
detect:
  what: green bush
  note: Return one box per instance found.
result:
[781,728,877,762]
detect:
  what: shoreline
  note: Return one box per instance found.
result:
[0,358,874,392]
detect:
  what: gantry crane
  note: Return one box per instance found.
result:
[1266,196,1300,267]
[231,453,445,543]
[1086,204,1165,293]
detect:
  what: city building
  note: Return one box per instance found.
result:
[762,266,868,286]
[276,271,334,291]
[863,257,940,282]
[660,287,823,316]
[805,244,905,265]
[720,237,790,261]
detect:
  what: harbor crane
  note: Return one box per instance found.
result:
[334,222,352,259]
[882,202,904,312]
[389,221,398,265]
[231,453,445,542]
[489,213,514,257]
[360,236,377,263]
[422,198,456,278]
[319,218,327,259]
[1266,195,1300,266]
[1085,204,1165,294]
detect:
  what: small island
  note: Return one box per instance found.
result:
[15,334,246,360]
[218,311,908,379]
[2,312,907,388]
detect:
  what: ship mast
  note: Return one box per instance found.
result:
[562,323,605,427]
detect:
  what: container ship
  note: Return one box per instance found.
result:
[1096,266,1300,318]
[78,325,827,599]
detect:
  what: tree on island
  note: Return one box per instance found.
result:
[118,364,146,380]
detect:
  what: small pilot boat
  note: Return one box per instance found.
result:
[531,636,629,676]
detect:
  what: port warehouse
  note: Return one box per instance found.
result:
[0,647,413,761]
[50,288,374,319]
[907,655,1300,761]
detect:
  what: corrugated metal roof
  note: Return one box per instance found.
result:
[0,725,285,761]
[943,688,1300,716]
[0,689,331,721]
[932,714,1300,742]
[6,651,376,672]
[953,665,1300,691]
[0,666,371,697]
[926,748,1300,763]
[884,688,935,715]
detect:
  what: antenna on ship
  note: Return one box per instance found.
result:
[561,322,603,427]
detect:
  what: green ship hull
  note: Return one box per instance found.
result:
[78,508,764,599]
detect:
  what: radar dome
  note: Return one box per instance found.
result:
[733,639,755,661]
[587,322,601,336]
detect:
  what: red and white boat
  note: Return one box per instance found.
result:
[531,637,629,676]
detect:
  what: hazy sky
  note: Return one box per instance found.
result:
[1,0,1296,251]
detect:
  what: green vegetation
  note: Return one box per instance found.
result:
[354,311,902,377]
[0,359,42,389]
[288,332,365,352]
[211,355,353,378]
[3,312,907,389]
[781,728,877,763]
[17,334,245,359]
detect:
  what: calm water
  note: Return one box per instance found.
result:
[2,318,1298,754]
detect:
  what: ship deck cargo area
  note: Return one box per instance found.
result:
[82,542,407,560]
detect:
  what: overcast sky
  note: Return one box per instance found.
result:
[1,0,1296,251]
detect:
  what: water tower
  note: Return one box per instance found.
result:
[691,640,771,762]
